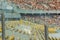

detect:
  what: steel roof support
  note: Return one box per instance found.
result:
[1,13,5,40]
[44,25,48,40]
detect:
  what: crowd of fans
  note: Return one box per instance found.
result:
[8,0,60,10]
[21,14,60,26]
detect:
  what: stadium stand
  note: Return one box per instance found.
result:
[0,14,57,40]
[8,0,60,10]
[0,0,60,40]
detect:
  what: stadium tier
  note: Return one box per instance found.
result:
[8,0,60,10]
[4,19,60,40]
[0,14,60,40]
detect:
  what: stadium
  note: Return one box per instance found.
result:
[0,0,60,40]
